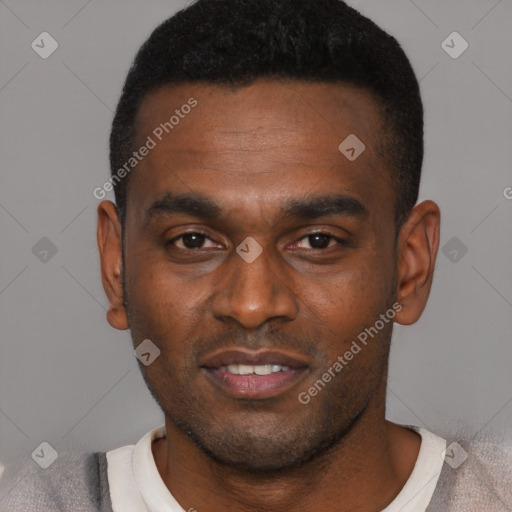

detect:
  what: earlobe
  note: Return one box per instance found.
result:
[394,200,441,326]
[107,304,129,331]
[97,200,129,330]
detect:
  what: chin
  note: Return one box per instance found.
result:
[180,419,348,474]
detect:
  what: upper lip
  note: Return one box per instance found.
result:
[199,348,310,369]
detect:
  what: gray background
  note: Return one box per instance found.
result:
[0,0,511,481]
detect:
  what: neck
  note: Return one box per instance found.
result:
[152,393,421,512]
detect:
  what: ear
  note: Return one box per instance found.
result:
[97,200,129,330]
[394,200,441,325]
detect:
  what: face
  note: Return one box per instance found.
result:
[105,80,406,471]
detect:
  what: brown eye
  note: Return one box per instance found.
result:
[306,233,334,249]
[167,232,220,250]
[291,231,346,250]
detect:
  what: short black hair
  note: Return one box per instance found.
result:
[110,0,423,229]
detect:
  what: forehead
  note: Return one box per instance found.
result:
[128,80,394,223]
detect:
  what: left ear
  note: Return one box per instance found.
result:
[394,200,441,325]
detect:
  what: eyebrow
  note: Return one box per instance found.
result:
[282,194,366,220]
[145,191,367,224]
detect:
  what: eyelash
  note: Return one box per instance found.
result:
[165,230,348,251]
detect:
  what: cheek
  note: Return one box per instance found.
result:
[124,262,184,339]
[125,262,213,359]
[315,256,388,309]
[301,261,393,347]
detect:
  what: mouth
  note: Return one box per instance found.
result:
[199,348,310,399]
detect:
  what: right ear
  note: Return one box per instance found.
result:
[97,200,129,330]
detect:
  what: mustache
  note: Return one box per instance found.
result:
[189,325,325,365]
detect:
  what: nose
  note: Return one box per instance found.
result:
[211,244,298,330]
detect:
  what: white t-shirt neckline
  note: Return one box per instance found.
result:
[106,424,446,512]
[381,425,446,511]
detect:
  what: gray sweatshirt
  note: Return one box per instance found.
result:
[1,433,511,511]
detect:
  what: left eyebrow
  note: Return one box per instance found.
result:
[281,194,367,220]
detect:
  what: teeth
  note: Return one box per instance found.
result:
[223,364,290,375]
[238,364,254,375]
[254,365,272,375]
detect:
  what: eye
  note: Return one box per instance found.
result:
[165,230,347,252]
[167,232,221,250]
[290,232,346,250]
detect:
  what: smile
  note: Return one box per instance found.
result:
[200,348,310,399]
[220,364,290,375]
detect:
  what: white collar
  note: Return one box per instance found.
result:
[106,424,446,512]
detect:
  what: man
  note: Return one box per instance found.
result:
[2,0,511,510]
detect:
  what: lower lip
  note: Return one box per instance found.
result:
[201,367,309,399]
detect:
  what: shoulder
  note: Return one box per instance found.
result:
[427,430,512,511]
[0,450,113,512]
